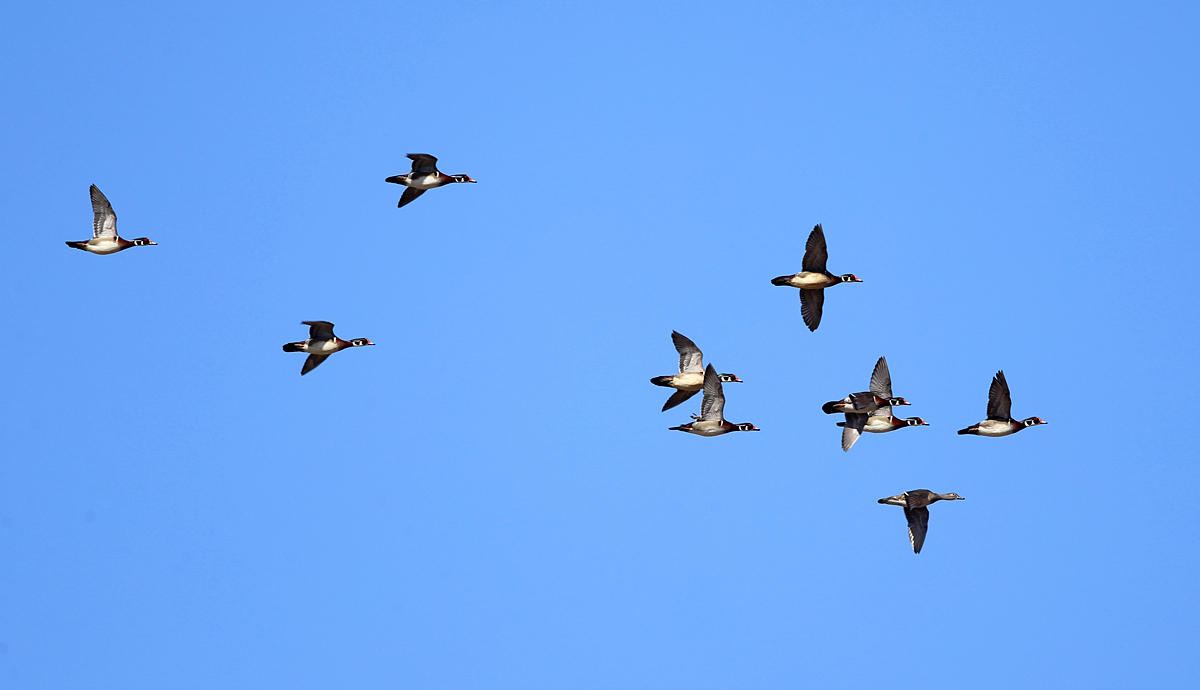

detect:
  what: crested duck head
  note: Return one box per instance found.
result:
[902,417,929,427]
[888,397,910,407]
[734,422,760,432]
[349,338,375,347]
[452,174,477,183]
[839,274,862,283]
[130,237,156,246]
[719,373,742,383]
[1022,416,1047,427]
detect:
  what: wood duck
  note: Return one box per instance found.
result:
[65,185,156,255]
[878,489,964,553]
[650,331,741,411]
[770,224,861,331]
[957,370,1046,436]
[281,321,375,375]
[385,153,476,208]
[822,355,910,415]
[669,364,759,436]
[837,405,928,452]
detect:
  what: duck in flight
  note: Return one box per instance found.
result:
[650,331,741,411]
[281,321,375,375]
[878,489,964,554]
[669,364,759,436]
[770,224,861,331]
[957,370,1047,436]
[65,185,156,255]
[385,153,476,208]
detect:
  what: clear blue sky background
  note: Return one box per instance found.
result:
[2,1,1197,687]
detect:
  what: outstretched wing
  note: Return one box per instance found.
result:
[662,388,699,412]
[699,364,725,422]
[799,288,824,332]
[397,187,426,208]
[841,413,867,451]
[407,153,439,174]
[869,356,892,399]
[90,185,117,239]
[904,506,930,553]
[801,224,829,274]
[987,370,1013,421]
[671,331,703,373]
[302,321,336,341]
[301,354,328,375]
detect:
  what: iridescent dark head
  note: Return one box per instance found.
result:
[350,338,375,347]
[1023,417,1047,427]
[840,274,862,283]
[131,238,156,246]
[719,373,742,383]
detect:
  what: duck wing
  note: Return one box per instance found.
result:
[671,330,703,373]
[301,354,328,375]
[662,388,699,412]
[302,320,336,341]
[699,364,725,422]
[397,187,426,208]
[841,413,867,451]
[801,224,829,273]
[869,356,893,399]
[90,185,117,239]
[407,153,439,174]
[987,370,1013,421]
[904,506,930,553]
[799,287,824,332]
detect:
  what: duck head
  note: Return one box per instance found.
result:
[719,373,743,383]
[452,174,477,183]
[938,492,965,501]
[888,397,910,407]
[839,274,862,283]
[350,338,375,347]
[1023,417,1047,427]
[735,423,760,432]
[131,237,157,246]
[904,417,929,426]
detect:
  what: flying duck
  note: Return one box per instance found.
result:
[878,489,964,554]
[281,321,375,375]
[822,355,910,416]
[957,370,1047,436]
[770,224,861,331]
[837,404,928,452]
[65,185,156,255]
[669,364,759,436]
[385,153,476,208]
[650,331,741,411]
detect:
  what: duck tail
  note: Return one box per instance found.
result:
[650,375,674,387]
[770,275,792,286]
[65,241,87,251]
[956,426,975,435]
[821,400,842,414]
[282,342,301,352]
[384,175,406,185]
[835,421,846,428]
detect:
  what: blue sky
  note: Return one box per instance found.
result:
[2,1,1198,687]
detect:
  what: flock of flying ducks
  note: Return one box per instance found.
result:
[649,225,1047,553]
[67,155,1044,553]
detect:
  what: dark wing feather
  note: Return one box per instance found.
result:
[671,331,703,373]
[904,506,930,553]
[301,354,328,375]
[662,388,699,412]
[799,288,824,332]
[397,187,426,208]
[407,153,439,174]
[302,321,336,341]
[869,356,892,399]
[987,370,1013,421]
[699,364,725,422]
[848,392,876,411]
[90,185,117,239]
[801,224,829,274]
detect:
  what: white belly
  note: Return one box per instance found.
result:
[688,420,728,436]
[863,417,898,433]
[975,420,1016,437]
[788,272,834,289]
[671,371,704,391]
[405,174,443,190]
[85,237,123,254]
